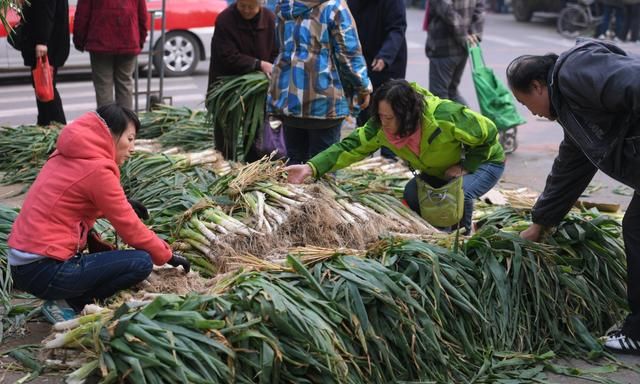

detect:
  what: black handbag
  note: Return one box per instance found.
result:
[8,22,25,51]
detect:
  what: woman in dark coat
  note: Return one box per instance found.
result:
[21,0,70,126]
[207,0,278,159]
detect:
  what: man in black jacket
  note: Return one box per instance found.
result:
[21,0,69,126]
[347,0,407,158]
[506,38,640,354]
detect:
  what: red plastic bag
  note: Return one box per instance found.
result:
[32,56,54,102]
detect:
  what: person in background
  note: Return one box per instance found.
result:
[285,79,505,233]
[425,0,485,105]
[8,104,190,324]
[596,0,626,40]
[207,0,277,159]
[621,0,640,43]
[268,0,372,165]
[506,39,640,353]
[347,0,408,159]
[73,0,148,110]
[20,0,69,126]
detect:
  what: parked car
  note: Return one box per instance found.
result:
[511,0,565,22]
[0,0,227,76]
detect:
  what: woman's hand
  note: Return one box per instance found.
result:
[35,44,48,58]
[285,164,312,184]
[444,164,467,179]
[520,223,544,242]
[167,253,191,273]
[260,61,273,79]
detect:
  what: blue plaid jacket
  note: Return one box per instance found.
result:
[268,0,372,120]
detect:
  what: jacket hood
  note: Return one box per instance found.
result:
[54,111,116,162]
[552,38,626,80]
[279,0,329,19]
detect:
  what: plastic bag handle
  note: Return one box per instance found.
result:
[468,43,485,71]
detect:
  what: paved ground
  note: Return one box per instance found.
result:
[3,7,640,384]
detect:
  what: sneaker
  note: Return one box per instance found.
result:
[597,34,606,40]
[603,330,640,355]
[41,300,77,324]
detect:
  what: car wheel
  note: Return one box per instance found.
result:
[512,0,533,22]
[153,31,200,77]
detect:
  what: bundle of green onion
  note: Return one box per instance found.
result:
[205,72,269,161]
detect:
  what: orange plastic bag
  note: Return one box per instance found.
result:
[32,56,54,102]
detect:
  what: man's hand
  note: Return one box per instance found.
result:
[285,164,313,184]
[128,198,149,220]
[444,164,467,179]
[35,44,47,58]
[371,58,386,72]
[87,228,116,253]
[167,253,191,273]
[520,223,544,242]
[466,34,480,46]
[260,61,273,79]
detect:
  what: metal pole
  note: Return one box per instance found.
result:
[146,11,156,111]
[159,0,166,101]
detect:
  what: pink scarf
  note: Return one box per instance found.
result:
[384,124,422,156]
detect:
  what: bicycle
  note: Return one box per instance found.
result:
[557,0,603,39]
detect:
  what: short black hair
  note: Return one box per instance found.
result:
[506,54,559,93]
[370,79,424,137]
[96,104,140,137]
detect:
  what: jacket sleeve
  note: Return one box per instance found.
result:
[31,0,57,45]
[375,0,407,66]
[558,45,640,116]
[329,2,372,95]
[469,0,485,37]
[531,135,597,226]
[308,120,382,177]
[72,0,91,50]
[427,0,469,47]
[83,167,172,265]
[138,0,148,49]
[433,100,501,172]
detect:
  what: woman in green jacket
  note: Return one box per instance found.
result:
[286,79,505,232]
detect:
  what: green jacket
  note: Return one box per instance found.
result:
[308,83,505,179]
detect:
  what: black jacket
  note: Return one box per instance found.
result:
[532,39,640,226]
[21,0,70,68]
[346,0,407,88]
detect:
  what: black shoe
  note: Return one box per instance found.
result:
[603,330,640,355]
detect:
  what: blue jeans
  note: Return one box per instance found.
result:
[403,162,505,231]
[597,5,625,38]
[11,250,153,312]
[283,123,342,165]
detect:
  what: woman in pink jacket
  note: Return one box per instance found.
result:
[7,104,190,324]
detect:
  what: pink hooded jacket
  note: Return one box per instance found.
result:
[8,112,172,265]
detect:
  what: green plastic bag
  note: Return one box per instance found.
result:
[417,176,464,227]
[469,44,525,131]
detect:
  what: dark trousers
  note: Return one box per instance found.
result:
[11,250,153,312]
[403,162,504,231]
[622,194,640,338]
[31,66,66,126]
[428,54,468,105]
[283,121,342,165]
[596,5,626,38]
[622,4,640,42]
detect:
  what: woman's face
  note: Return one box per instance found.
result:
[378,100,399,135]
[236,0,261,20]
[512,80,555,120]
[114,122,136,166]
